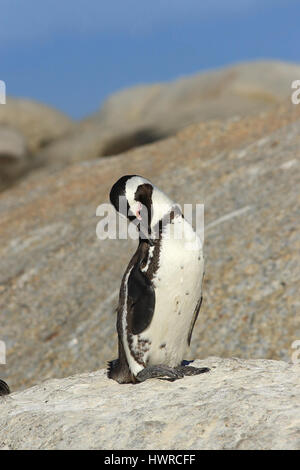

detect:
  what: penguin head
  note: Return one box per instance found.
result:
[110,175,152,222]
[110,175,174,240]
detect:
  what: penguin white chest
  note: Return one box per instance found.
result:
[141,217,204,367]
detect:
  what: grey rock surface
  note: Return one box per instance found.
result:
[0,358,299,450]
[0,103,299,392]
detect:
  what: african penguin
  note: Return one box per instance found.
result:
[108,175,209,383]
[0,379,10,396]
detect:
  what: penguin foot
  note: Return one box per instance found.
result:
[136,365,184,382]
[107,359,119,376]
[175,365,210,376]
[0,379,10,396]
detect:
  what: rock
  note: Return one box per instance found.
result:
[37,123,165,170]
[91,60,300,131]
[0,126,29,190]
[39,60,300,165]
[0,97,73,154]
[0,358,299,450]
[0,103,300,392]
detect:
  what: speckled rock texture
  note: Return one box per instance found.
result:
[0,358,299,450]
[0,101,299,392]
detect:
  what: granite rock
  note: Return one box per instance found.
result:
[39,60,300,165]
[0,358,299,450]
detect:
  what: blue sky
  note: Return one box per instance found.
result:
[1,0,299,118]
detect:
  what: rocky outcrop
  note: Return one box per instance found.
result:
[0,97,73,154]
[91,60,300,131]
[39,60,300,165]
[0,126,29,190]
[0,358,299,450]
[0,98,74,189]
[1,61,299,184]
[0,102,299,392]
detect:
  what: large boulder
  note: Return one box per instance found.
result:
[0,97,73,154]
[90,60,300,131]
[39,60,300,165]
[0,358,299,450]
[0,103,299,392]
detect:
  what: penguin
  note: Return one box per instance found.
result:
[0,379,10,396]
[107,175,209,383]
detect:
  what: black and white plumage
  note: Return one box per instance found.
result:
[108,175,209,383]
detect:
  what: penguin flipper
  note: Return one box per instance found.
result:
[0,379,10,396]
[127,264,155,335]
